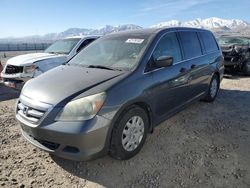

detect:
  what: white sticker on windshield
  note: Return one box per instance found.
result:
[126,38,144,44]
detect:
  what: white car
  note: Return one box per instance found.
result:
[1,36,99,89]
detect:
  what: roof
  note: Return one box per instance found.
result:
[105,27,211,37]
[65,35,101,39]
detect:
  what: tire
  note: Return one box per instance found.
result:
[109,106,149,160]
[242,61,250,76]
[203,74,219,102]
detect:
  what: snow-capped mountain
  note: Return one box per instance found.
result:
[0,24,142,42]
[43,24,142,39]
[151,17,250,30]
[56,24,142,37]
[90,24,142,35]
[1,18,250,43]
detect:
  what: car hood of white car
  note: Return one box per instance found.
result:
[7,53,67,66]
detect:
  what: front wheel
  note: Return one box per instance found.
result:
[203,74,219,102]
[109,106,149,160]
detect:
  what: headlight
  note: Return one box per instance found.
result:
[24,64,38,73]
[55,92,106,121]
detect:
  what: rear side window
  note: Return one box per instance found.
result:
[200,32,218,53]
[152,32,182,64]
[178,31,202,59]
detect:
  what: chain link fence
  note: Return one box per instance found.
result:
[0,43,52,51]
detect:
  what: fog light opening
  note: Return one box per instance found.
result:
[63,146,80,154]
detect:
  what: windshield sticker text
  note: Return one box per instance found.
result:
[126,39,144,44]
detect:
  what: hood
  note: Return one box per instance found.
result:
[7,53,67,66]
[221,44,249,52]
[221,45,234,52]
[21,65,125,105]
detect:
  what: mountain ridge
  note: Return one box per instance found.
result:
[151,17,250,30]
[1,17,249,42]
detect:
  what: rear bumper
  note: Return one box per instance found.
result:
[17,115,112,161]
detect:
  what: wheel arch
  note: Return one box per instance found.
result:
[105,99,154,154]
[133,101,153,133]
[212,71,221,85]
[213,71,220,81]
[113,100,154,133]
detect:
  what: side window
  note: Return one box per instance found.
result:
[178,31,202,59]
[76,38,95,53]
[200,32,218,53]
[152,32,182,64]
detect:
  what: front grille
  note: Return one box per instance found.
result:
[17,102,45,123]
[16,95,53,125]
[5,65,23,74]
[32,137,60,150]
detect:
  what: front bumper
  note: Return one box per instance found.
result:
[17,115,112,161]
[1,72,31,90]
[223,59,241,67]
[3,79,24,90]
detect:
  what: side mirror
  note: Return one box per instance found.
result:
[154,56,173,68]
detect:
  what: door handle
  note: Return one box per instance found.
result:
[179,67,188,73]
[191,64,196,69]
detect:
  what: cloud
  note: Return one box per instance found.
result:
[139,0,217,18]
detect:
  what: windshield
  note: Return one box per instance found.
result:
[45,38,80,54]
[68,34,151,71]
[218,37,250,45]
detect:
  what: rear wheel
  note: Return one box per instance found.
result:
[242,61,250,76]
[203,74,219,102]
[109,106,149,160]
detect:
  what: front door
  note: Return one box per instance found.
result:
[148,32,192,121]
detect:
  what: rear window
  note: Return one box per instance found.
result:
[178,31,202,59]
[200,31,218,53]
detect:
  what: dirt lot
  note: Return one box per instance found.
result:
[0,74,250,188]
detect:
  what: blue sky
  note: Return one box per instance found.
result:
[1,0,250,37]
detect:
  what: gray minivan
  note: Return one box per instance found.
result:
[16,27,224,161]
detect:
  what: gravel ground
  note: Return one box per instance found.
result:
[0,75,250,188]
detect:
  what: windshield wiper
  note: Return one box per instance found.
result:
[87,65,122,71]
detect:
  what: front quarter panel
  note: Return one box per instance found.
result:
[99,72,154,122]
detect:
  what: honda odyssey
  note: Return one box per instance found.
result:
[16,27,224,161]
